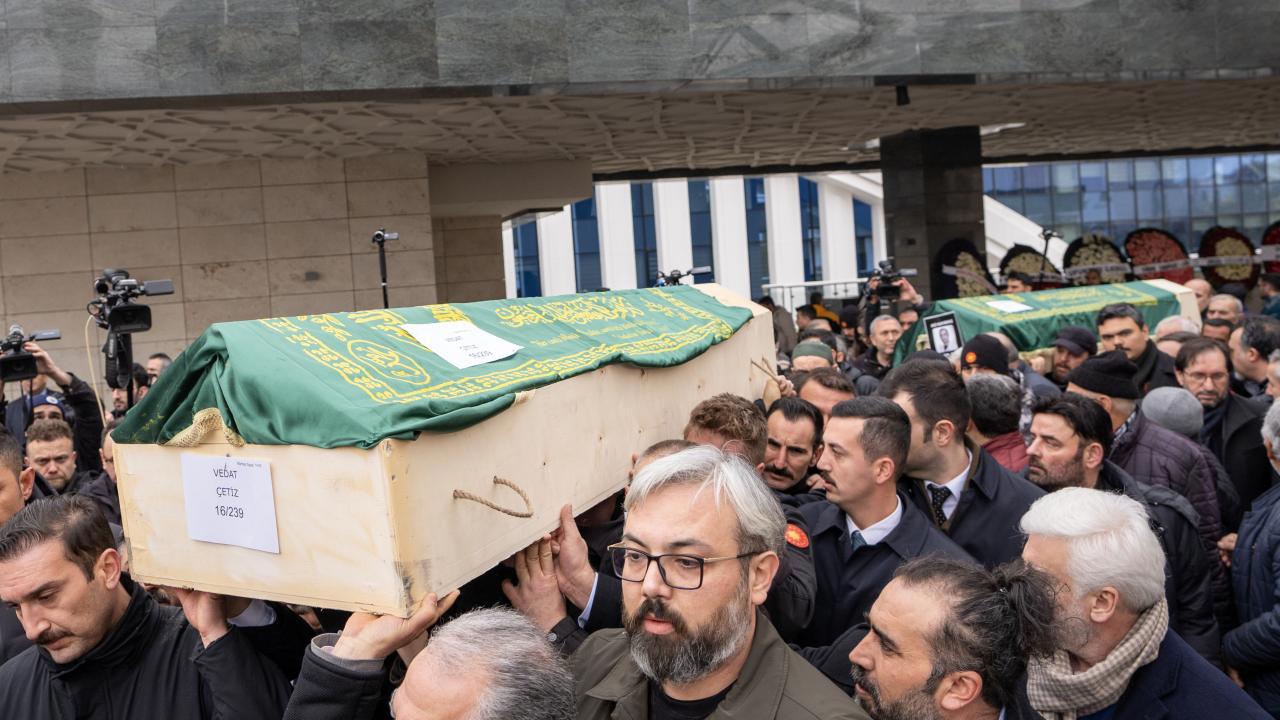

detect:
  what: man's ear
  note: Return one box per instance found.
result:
[937,670,985,713]
[98,548,124,588]
[748,551,781,606]
[1089,587,1121,624]
[18,467,34,501]
[933,419,957,447]
[1083,441,1106,471]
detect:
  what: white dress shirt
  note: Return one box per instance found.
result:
[845,495,904,546]
[925,449,973,520]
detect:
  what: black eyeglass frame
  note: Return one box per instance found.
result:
[606,542,760,590]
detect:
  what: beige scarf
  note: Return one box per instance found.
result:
[1026,597,1169,720]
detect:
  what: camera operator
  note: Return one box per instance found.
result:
[4,342,103,475]
[110,363,150,417]
[858,264,928,335]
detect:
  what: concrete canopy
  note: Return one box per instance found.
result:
[0,76,1276,175]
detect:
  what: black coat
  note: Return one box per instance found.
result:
[0,578,291,719]
[1133,339,1180,395]
[1223,483,1280,714]
[1099,463,1221,665]
[1213,393,1274,510]
[284,638,388,720]
[1012,629,1269,719]
[77,469,122,527]
[0,604,27,666]
[795,495,970,649]
[900,444,1045,567]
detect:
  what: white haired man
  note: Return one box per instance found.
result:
[573,445,866,718]
[1015,488,1267,719]
[1154,315,1200,340]
[1207,294,1245,325]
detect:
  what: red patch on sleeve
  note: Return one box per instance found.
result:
[785,523,810,549]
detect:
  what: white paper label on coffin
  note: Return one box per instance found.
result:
[401,321,523,370]
[182,454,281,554]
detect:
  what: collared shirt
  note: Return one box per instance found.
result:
[1113,410,1137,443]
[926,450,972,520]
[844,495,903,546]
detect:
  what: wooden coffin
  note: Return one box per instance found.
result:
[115,285,774,616]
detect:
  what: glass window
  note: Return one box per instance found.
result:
[1165,218,1190,246]
[1217,184,1241,215]
[1242,183,1267,214]
[1024,194,1053,226]
[1191,217,1216,251]
[854,199,875,278]
[798,178,822,281]
[1271,181,1280,213]
[1164,186,1189,217]
[1023,166,1050,192]
[1056,223,1082,243]
[687,180,714,284]
[1161,157,1188,187]
[1245,214,1268,242]
[1242,154,1267,183]
[1110,222,1137,241]
[1190,186,1215,217]
[1083,192,1108,223]
[571,196,602,292]
[1109,190,1136,222]
[996,194,1024,214]
[1053,190,1082,225]
[1136,187,1163,222]
[1107,160,1134,190]
[745,178,770,296]
[1135,159,1161,190]
[1080,163,1107,193]
[511,219,542,297]
[1053,164,1080,193]
[993,167,1022,193]
[1215,155,1241,185]
[632,183,658,288]
[1217,214,1243,231]
[982,168,994,191]
[1189,157,1214,187]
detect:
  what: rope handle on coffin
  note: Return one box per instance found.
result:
[453,476,534,518]
[163,408,246,448]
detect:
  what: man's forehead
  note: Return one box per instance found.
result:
[869,580,943,653]
[625,484,733,547]
[0,540,71,600]
[1030,413,1074,438]
[768,414,815,441]
[27,438,72,454]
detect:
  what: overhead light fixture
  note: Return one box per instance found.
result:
[980,122,1027,137]
[841,138,880,152]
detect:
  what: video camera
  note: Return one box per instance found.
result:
[0,325,61,383]
[655,267,713,287]
[868,258,919,303]
[88,269,174,334]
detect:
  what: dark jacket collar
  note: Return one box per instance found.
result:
[1133,339,1162,388]
[1222,392,1265,442]
[1096,460,1140,498]
[40,574,160,677]
[585,609,788,716]
[808,493,929,560]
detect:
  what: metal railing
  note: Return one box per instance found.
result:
[760,278,868,312]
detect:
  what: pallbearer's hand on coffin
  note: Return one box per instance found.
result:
[551,504,596,609]
[167,587,237,648]
[332,591,460,662]
[503,537,566,632]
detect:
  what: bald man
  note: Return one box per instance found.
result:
[1186,278,1213,316]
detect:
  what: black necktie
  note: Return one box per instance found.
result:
[927,484,952,527]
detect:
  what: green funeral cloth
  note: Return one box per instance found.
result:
[894,281,1185,363]
[115,286,753,448]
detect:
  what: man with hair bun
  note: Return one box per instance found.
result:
[849,556,1059,720]
[1019,488,1267,719]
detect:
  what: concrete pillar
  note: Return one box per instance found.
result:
[652,179,694,274]
[708,176,751,298]
[818,181,857,280]
[870,199,887,269]
[880,127,985,302]
[431,215,506,303]
[536,209,576,296]
[763,174,805,308]
[595,182,638,290]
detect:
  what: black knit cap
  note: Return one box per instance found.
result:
[1065,350,1140,399]
[960,335,1009,375]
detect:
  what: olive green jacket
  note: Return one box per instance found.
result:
[572,610,869,719]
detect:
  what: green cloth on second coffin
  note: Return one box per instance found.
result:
[114,286,754,449]
[893,281,1184,364]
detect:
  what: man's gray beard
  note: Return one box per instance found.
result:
[849,665,943,720]
[626,585,754,686]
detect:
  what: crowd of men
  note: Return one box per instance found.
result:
[2,274,1280,719]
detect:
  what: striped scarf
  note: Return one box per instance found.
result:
[1026,597,1168,720]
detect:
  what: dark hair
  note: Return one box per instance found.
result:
[894,557,1059,711]
[808,291,825,305]
[1241,316,1280,359]
[102,417,120,444]
[131,363,150,388]
[1095,302,1145,330]
[796,367,855,397]
[684,394,768,466]
[1203,317,1236,331]
[1006,271,1034,284]
[839,305,861,329]
[0,431,20,481]
[640,438,696,462]
[1033,394,1113,456]
[1158,331,1199,345]
[797,327,840,352]
[1262,273,1280,292]
[756,296,776,309]
[966,374,1022,437]
[0,495,114,581]
[876,359,970,440]
[1175,336,1230,373]
[795,304,817,321]
[830,396,910,475]
[765,397,824,448]
[25,418,73,445]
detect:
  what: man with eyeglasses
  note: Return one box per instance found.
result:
[1176,337,1273,510]
[573,445,866,719]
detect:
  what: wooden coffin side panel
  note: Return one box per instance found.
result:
[117,439,410,613]
[383,290,776,613]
